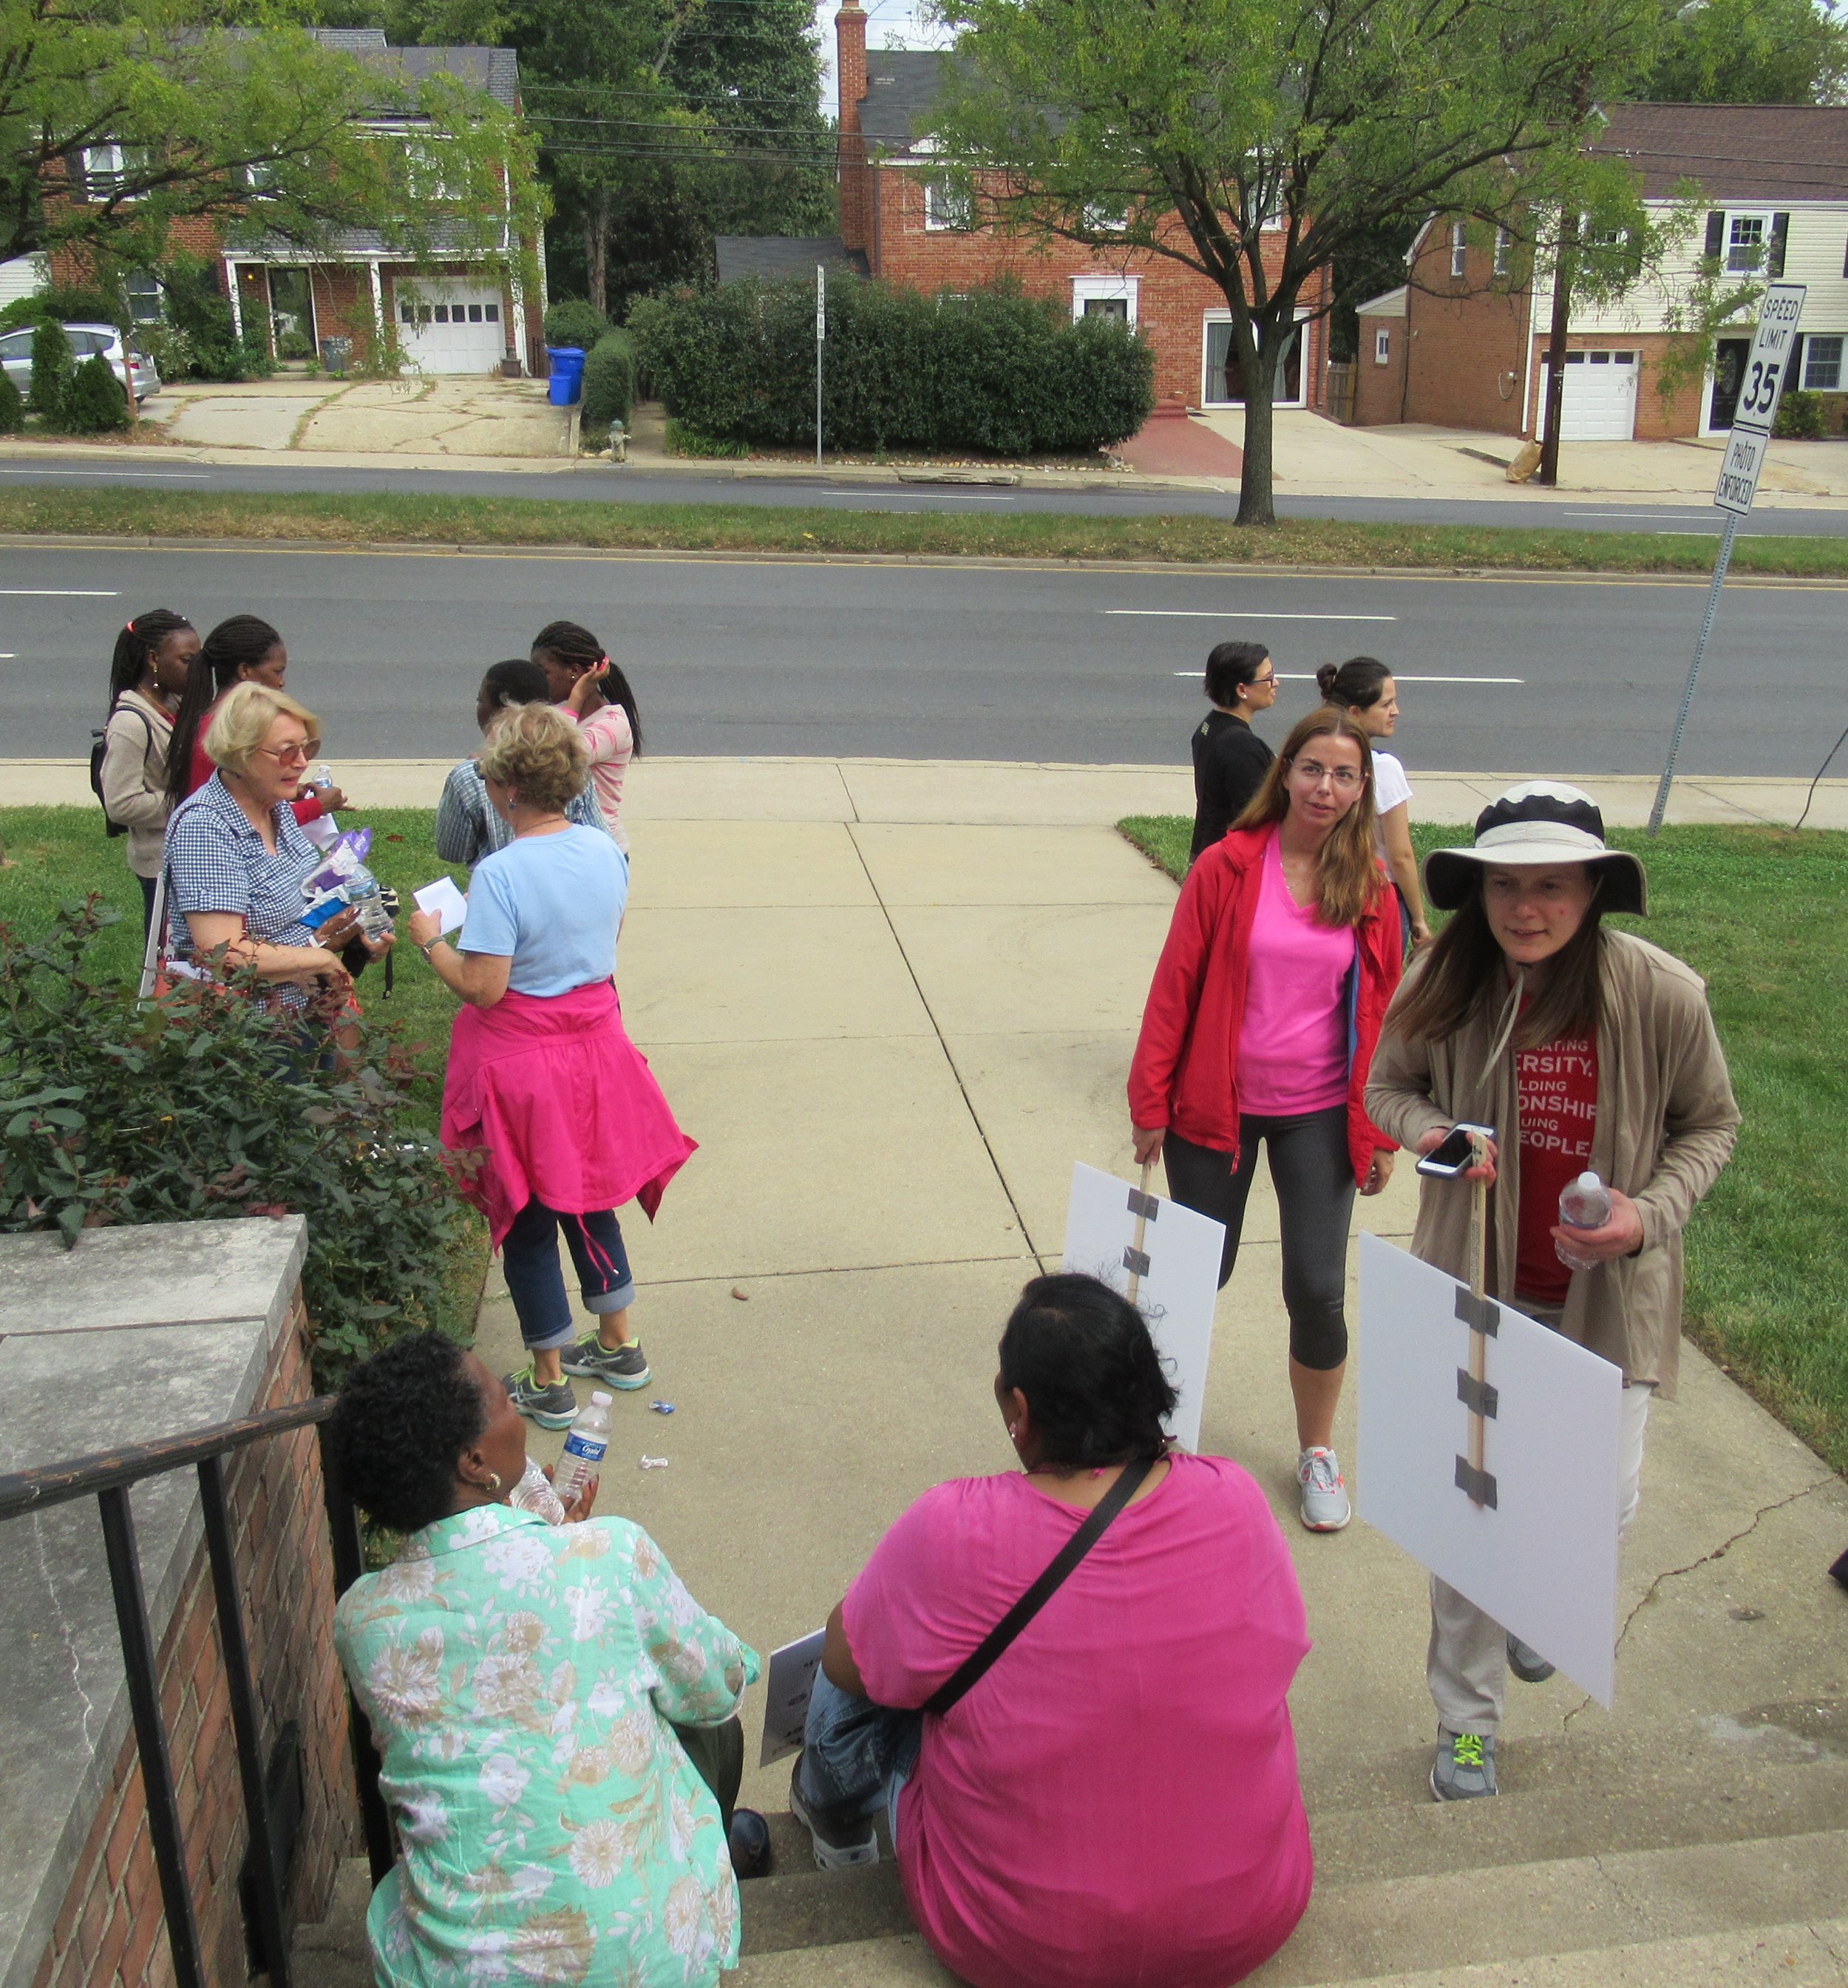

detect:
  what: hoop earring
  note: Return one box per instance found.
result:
[484,1470,502,1493]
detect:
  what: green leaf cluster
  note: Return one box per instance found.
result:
[1641,0,1848,104]
[60,352,129,432]
[629,276,1155,456]
[582,328,635,429]
[0,900,469,1388]
[542,297,610,350]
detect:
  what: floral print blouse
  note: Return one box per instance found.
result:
[334,1502,761,1987]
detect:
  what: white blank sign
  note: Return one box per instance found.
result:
[758,1628,826,1768]
[1356,1233,1624,1706]
[1061,1162,1226,1454]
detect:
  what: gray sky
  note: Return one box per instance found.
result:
[813,0,951,117]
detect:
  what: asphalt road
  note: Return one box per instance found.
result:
[0,455,1844,537]
[1,543,1838,775]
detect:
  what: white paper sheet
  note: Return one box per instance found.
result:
[758,1628,828,1767]
[412,875,469,935]
[1356,1232,1625,1706]
[1061,1161,1226,1454]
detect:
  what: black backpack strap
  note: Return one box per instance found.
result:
[921,1454,1155,1719]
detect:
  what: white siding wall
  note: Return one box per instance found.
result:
[0,257,47,306]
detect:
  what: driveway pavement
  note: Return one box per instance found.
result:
[142,375,572,459]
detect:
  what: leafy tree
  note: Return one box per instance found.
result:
[929,0,1659,523]
[0,0,543,291]
[0,370,22,433]
[1642,0,1848,104]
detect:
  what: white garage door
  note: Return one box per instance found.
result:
[396,283,506,373]
[1540,350,1639,441]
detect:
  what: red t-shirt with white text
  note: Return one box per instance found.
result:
[1515,1022,1599,1304]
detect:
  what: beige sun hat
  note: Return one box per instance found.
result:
[1422,781,1648,916]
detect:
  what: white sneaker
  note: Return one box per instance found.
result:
[1297,1447,1352,1531]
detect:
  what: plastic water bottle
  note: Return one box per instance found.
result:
[509,1456,566,1525]
[1556,1171,1613,1270]
[312,762,335,794]
[552,1391,612,1507]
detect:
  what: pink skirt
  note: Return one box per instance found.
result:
[440,980,696,1249]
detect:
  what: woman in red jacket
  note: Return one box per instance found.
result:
[1129,707,1402,1533]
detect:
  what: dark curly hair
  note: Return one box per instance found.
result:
[999,1272,1176,1469]
[329,1332,489,1533]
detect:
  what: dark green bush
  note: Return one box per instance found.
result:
[0,902,469,1387]
[582,328,636,428]
[628,277,1156,455]
[0,370,21,434]
[28,319,72,414]
[61,352,129,432]
[0,285,122,334]
[543,297,608,352]
[1773,387,1825,440]
[159,254,273,381]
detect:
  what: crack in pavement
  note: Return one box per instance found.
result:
[1561,1479,1831,1729]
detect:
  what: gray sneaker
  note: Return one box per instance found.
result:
[503,1365,578,1430]
[560,1334,651,1390]
[1431,1727,1498,1801]
[1506,1634,1555,1684]
[1297,1447,1353,1532]
[789,1757,877,1872]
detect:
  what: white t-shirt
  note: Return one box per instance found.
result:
[1372,747,1413,858]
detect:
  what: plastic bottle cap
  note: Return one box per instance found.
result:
[590,1391,613,1406]
[1577,1172,1602,1190]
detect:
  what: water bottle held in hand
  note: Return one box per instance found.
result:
[312,762,335,794]
[509,1455,566,1525]
[1556,1170,1613,1270]
[552,1391,612,1507]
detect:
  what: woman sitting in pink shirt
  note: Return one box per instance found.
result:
[792,1272,1314,1988]
[531,617,642,852]
[1129,706,1402,1533]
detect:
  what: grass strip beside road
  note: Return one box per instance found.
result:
[1,485,1845,576]
[1118,815,1848,1478]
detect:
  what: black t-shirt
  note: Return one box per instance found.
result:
[1189,711,1274,861]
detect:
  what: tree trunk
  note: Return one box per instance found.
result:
[585,189,611,319]
[1233,316,1281,526]
[1535,211,1578,488]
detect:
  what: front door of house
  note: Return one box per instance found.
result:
[267,269,317,361]
[1707,338,1750,432]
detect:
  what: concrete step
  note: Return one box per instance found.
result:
[290,1854,374,1988]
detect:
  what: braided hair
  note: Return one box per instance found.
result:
[531,618,644,756]
[108,610,194,706]
[167,614,284,807]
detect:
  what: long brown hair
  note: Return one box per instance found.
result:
[1233,707,1385,928]
[1390,881,1607,1048]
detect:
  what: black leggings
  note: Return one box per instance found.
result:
[1164,1108,1356,1371]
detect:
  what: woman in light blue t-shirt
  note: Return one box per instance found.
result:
[407,704,696,1433]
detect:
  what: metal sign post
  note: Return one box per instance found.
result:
[1649,281,1806,834]
[815,262,826,468]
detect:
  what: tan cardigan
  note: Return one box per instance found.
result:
[98,688,174,878]
[1365,930,1739,1397]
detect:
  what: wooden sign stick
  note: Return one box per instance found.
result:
[1125,1158,1155,1308]
[1466,1134,1490,1486]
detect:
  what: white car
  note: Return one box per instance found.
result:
[0,322,160,404]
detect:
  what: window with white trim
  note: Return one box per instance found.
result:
[124,270,163,325]
[1726,213,1768,272]
[1804,334,1844,392]
[1071,274,1138,325]
[924,179,974,231]
[1450,221,1467,278]
[1493,226,1509,277]
[79,145,148,201]
[1374,327,1391,365]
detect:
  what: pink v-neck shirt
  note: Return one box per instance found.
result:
[842,1455,1314,1988]
[1234,830,1357,1116]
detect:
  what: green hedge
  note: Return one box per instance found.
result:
[628,277,1156,455]
[0,371,21,433]
[543,297,609,352]
[582,328,635,429]
[63,353,129,432]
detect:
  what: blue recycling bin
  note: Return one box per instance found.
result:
[546,345,587,407]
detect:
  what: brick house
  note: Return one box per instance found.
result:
[50,28,546,376]
[1351,104,1848,441]
[724,0,1330,413]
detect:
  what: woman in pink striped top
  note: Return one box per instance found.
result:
[531,618,643,852]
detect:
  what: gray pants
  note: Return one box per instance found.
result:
[1428,1380,1652,1734]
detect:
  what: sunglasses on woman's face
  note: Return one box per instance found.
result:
[254,739,319,765]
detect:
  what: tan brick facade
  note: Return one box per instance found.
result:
[28,1295,358,1988]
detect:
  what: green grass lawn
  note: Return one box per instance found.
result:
[3,484,1847,577]
[1118,815,1848,1478]
[0,804,488,1342]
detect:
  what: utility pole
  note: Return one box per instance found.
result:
[815,262,826,468]
[1535,207,1577,487]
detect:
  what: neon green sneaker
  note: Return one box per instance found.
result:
[1431,1727,1498,1801]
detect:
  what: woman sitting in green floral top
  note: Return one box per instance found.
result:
[331,1333,762,1987]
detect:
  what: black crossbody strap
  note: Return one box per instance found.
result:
[922,1455,1155,1719]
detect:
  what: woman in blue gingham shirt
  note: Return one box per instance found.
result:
[166,682,389,1012]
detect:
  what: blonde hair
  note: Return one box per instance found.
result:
[205,682,322,777]
[1234,707,1385,928]
[478,700,588,815]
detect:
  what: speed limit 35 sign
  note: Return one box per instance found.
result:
[1714,282,1807,517]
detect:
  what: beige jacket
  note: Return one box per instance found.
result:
[99,688,174,878]
[1365,930,1739,1397]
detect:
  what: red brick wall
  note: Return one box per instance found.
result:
[836,4,870,256]
[1523,329,1708,440]
[1353,317,1407,425]
[30,1295,358,1988]
[1402,223,1530,435]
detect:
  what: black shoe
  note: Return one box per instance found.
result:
[728,1806,771,1879]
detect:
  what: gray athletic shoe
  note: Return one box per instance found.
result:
[1506,1634,1556,1684]
[1431,1727,1498,1801]
[560,1334,650,1390]
[1297,1447,1353,1531]
[503,1365,578,1430]
[789,1757,878,1871]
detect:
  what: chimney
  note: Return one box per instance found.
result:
[836,0,869,254]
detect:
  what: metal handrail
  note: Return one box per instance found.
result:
[0,1392,394,1988]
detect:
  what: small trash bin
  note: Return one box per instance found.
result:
[546,346,586,406]
[319,336,353,376]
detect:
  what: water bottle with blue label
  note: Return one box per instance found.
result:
[552,1391,612,1507]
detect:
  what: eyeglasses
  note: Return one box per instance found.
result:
[1250,671,1277,687]
[1292,759,1364,790]
[254,740,319,765]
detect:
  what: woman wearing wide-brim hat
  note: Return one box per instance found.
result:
[1366,782,1740,1803]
